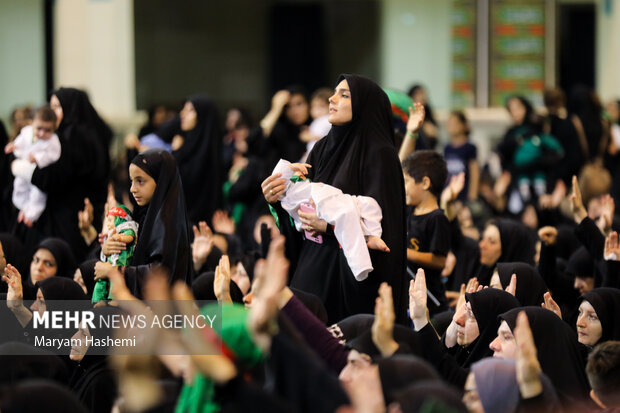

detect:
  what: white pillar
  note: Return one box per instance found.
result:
[54,0,136,120]
[597,0,620,102]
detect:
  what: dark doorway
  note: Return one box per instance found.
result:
[558,3,596,91]
[269,3,327,95]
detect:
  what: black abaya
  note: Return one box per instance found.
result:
[287,74,407,324]
[27,88,111,262]
[173,96,222,225]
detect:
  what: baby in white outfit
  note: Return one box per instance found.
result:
[272,159,389,281]
[5,106,61,225]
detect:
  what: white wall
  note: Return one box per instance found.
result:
[0,0,46,127]
[54,0,136,121]
[596,0,620,102]
[380,0,452,109]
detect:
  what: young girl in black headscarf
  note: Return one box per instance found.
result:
[263,74,407,324]
[97,149,191,297]
[175,96,223,226]
[12,88,111,262]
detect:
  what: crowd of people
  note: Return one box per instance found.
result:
[0,77,618,413]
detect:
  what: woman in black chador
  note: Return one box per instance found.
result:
[175,95,222,226]
[262,74,407,324]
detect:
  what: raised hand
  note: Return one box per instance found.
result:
[409,268,428,331]
[214,255,232,303]
[212,210,235,235]
[537,226,558,246]
[570,175,587,223]
[541,291,562,319]
[248,235,289,350]
[605,231,620,261]
[406,102,425,134]
[505,273,517,296]
[372,283,398,356]
[442,172,466,205]
[514,311,543,399]
[598,194,615,233]
[3,264,24,303]
[192,221,214,271]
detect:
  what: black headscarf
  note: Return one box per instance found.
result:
[494,219,536,265]
[173,95,222,225]
[155,116,181,144]
[306,74,407,322]
[0,379,88,413]
[496,262,548,306]
[329,314,376,344]
[34,238,78,279]
[267,86,310,163]
[377,355,440,404]
[477,219,536,285]
[347,325,422,360]
[0,343,69,386]
[460,288,520,368]
[53,87,113,148]
[36,277,88,303]
[579,287,620,342]
[129,149,192,293]
[191,271,244,304]
[499,306,592,407]
[565,246,594,279]
[77,259,99,298]
[392,380,468,413]
[290,287,328,325]
[0,233,28,293]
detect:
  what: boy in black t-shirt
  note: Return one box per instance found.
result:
[402,150,450,315]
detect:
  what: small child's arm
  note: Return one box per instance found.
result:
[407,250,446,270]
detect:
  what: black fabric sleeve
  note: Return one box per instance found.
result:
[603,260,620,289]
[417,323,469,387]
[537,244,579,307]
[574,217,605,260]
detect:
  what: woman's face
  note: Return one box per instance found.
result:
[479,225,502,266]
[285,93,309,126]
[50,95,63,129]
[70,326,90,362]
[30,248,57,283]
[74,268,87,294]
[463,372,484,413]
[129,164,157,206]
[576,300,602,346]
[507,98,526,125]
[328,79,353,126]
[29,288,46,315]
[489,321,517,359]
[454,302,480,346]
[339,349,373,384]
[180,101,198,131]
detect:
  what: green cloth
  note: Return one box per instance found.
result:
[175,303,265,413]
[513,133,564,167]
[384,89,413,122]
